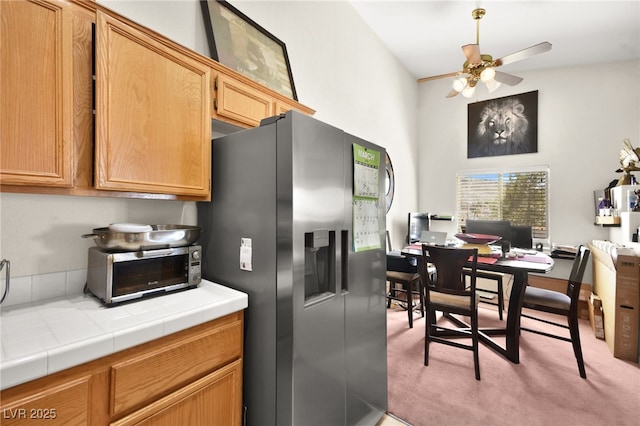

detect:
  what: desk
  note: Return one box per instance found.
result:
[402,246,554,363]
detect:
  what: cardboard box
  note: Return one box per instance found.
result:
[612,255,639,361]
[589,293,605,339]
[579,288,591,320]
[591,243,640,362]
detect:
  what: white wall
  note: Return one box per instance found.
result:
[417,60,640,246]
[4,0,636,282]
[207,0,419,249]
[0,0,419,278]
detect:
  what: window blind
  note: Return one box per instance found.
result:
[456,167,549,239]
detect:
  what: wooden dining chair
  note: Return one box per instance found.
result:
[463,269,505,320]
[386,251,424,328]
[520,245,591,378]
[462,219,513,320]
[420,244,481,380]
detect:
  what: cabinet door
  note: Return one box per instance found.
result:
[95,11,211,198]
[111,359,243,426]
[110,317,243,416]
[274,99,310,116]
[0,375,91,426]
[215,73,273,127]
[0,0,73,187]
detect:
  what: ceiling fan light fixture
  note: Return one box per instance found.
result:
[452,77,468,92]
[480,67,496,82]
[417,7,552,100]
[462,85,476,98]
[485,78,502,93]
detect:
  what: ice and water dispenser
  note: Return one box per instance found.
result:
[303,229,350,307]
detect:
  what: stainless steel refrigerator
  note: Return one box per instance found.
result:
[197,111,388,426]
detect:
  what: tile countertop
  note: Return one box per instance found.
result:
[0,280,248,390]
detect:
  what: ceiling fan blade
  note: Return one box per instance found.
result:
[417,72,459,83]
[445,89,460,98]
[495,42,552,66]
[494,71,524,86]
[462,44,482,64]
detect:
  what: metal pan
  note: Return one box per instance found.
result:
[82,224,201,252]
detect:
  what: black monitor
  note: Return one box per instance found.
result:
[407,212,430,244]
[465,219,512,242]
[511,225,533,248]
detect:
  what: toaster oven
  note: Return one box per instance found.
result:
[86,245,201,305]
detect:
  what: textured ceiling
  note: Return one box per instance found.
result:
[348,1,640,81]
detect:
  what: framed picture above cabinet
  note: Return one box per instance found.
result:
[200,0,298,100]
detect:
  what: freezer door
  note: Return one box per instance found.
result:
[279,112,349,426]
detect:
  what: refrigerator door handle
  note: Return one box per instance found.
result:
[341,230,349,294]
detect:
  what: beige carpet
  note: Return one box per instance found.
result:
[386,304,640,426]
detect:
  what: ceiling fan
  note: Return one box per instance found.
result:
[418,8,552,99]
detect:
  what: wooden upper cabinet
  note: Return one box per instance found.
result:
[0,0,73,187]
[1,0,313,200]
[214,73,273,127]
[94,11,211,198]
[213,70,315,128]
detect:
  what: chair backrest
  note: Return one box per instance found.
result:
[465,219,511,242]
[566,245,591,304]
[421,244,478,294]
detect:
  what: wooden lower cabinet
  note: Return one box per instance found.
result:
[0,311,244,426]
[112,360,242,426]
[0,376,92,425]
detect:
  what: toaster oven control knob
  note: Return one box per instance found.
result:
[192,250,201,260]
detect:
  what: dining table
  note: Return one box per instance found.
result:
[402,243,554,364]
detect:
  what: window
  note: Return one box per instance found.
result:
[456,167,549,239]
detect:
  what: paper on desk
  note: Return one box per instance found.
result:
[521,254,553,264]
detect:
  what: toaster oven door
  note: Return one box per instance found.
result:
[112,250,189,297]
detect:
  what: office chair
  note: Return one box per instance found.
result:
[520,245,591,378]
[421,244,481,380]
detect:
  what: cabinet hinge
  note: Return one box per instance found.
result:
[213,98,218,110]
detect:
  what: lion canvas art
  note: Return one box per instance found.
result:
[467,91,538,158]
